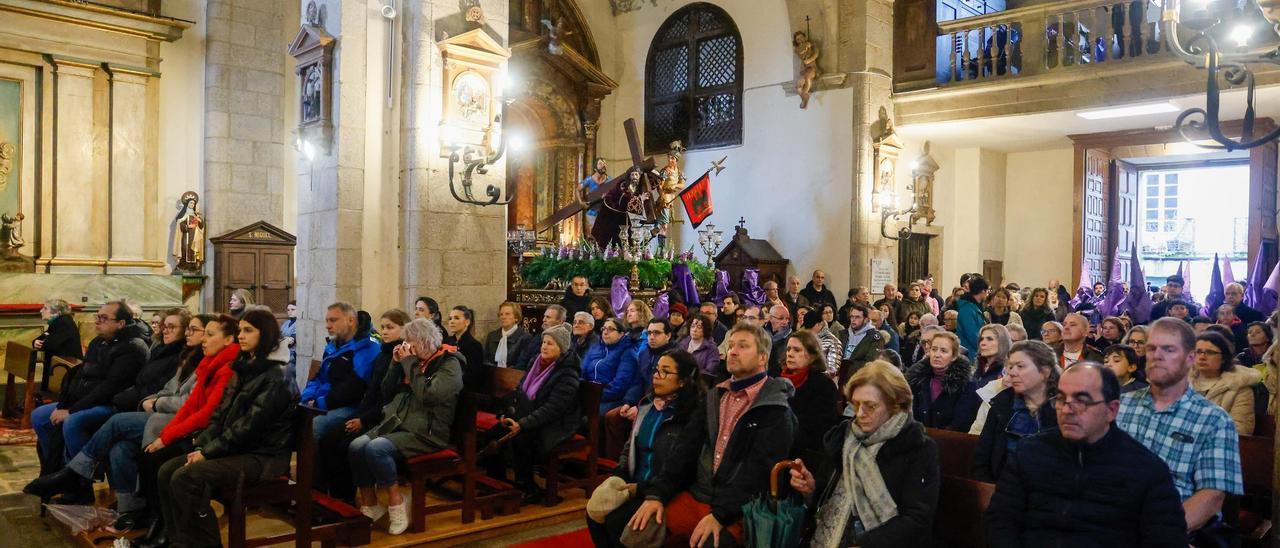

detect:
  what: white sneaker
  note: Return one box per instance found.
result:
[387,499,410,535]
[359,504,386,522]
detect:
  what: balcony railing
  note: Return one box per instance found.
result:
[933,0,1168,86]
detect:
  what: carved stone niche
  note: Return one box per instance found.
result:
[437,29,512,157]
[288,3,336,154]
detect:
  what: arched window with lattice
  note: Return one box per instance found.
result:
[644,3,743,153]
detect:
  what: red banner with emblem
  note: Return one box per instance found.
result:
[678,170,713,229]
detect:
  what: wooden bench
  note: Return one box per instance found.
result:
[1237,434,1274,544]
[926,427,979,479]
[541,381,607,506]
[933,475,996,548]
[2,341,33,424]
[216,404,371,548]
[402,391,480,533]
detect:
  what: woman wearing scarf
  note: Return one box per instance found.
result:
[789,360,940,547]
[586,349,704,547]
[483,301,532,369]
[500,323,581,502]
[349,318,463,535]
[783,330,841,470]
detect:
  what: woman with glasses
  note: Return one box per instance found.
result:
[586,350,703,547]
[1191,331,1262,434]
[788,360,940,547]
[1122,326,1149,369]
[971,340,1059,482]
[580,317,638,414]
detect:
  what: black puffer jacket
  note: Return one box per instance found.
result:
[195,352,296,459]
[971,388,1058,482]
[904,357,979,431]
[646,375,796,527]
[985,426,1187,547]
[514,352,581,455]
[60,322,149,413]
[806,418,940,548]
[114,340,184,411]
[34,313,84,367]
[560,287,593,318]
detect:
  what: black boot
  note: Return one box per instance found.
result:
[111,508,154,532]
[22,468,88,500]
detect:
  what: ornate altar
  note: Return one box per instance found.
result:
[288,2,336,153]
[714,225,788,290]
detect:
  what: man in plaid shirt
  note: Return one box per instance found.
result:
[1117,317,1243,536]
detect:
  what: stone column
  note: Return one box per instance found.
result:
[203,0,287,240]
[398,0,510,336]
[844,0,897,291]
[47,59,108,272]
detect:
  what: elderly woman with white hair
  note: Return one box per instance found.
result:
[570,311,599,361]
[350,318,464,535]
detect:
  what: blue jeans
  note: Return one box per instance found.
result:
[313,405,359,441]
[66,411,147,509]
[32,403,115,464]
[347,435,401,489]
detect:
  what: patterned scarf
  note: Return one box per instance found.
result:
[811,412,910,547]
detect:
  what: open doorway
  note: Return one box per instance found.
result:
[1126,158,1249,303]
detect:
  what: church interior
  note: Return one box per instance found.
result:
[1,0,1280,546]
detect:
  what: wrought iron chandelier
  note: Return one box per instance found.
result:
[1166,0,1280,149]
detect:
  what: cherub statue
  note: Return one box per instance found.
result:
[1,211,24,253]
[793,31,821,109]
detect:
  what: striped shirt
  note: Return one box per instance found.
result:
[1116,386,1243,501]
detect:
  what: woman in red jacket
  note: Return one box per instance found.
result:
[134,314,241,545]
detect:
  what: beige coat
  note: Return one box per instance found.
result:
[1191,366,1263,435]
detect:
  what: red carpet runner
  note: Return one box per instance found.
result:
[510,527,592,548]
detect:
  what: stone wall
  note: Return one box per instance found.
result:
[203,0,290,240]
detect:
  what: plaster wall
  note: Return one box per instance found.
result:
[1003,147,1082,287]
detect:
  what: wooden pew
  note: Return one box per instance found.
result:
[403,391,479,533]
[216,404,371,548]
[3,341,33,423]
[926,427,979,478]
[933,475,996,548]
[1237,434,1274,543]
[542,381,607,506]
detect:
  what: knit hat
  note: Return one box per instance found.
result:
[586,475,633,523]
[669,303,688,317]
[542,323,571,354]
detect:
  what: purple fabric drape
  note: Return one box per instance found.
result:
[653,291,670,319]
[671,263,701,307]
[1203,254,1225,317]
[1120,244,1152,324]
[712,270,732,304]
[740,268,766,307]
[1246,242,1269,310]
[1098,252,1125,318]
[611,275,633,317]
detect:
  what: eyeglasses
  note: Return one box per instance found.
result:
[1194,349,1222,357]
[185,326,203,334]
[1052,396,1107,413]
[161,323,182,332]
[600,326,618,333]
[653,369,675,380]
[94,314,116,323]
[770,315,788,321]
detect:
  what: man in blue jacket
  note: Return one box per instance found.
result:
[301,302,381,440]
[956,275,989,360]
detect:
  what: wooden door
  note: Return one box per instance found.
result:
[1111,159,1139,279]
[983,260,1004,287]
[259,249,293,318]
[224,247,259,311]
[1249,140,1279,275]
[898,235,933,286]
[1080,148,1112,287]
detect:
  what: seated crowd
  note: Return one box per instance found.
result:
[17,267,1278,547]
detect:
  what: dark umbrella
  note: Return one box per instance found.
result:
[742,461,806,548]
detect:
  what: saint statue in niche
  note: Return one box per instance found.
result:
[650,141,686,251]
[302,65,322,122]
[171,192,206,273]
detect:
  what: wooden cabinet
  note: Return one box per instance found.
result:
[210,221,296,319]
[713,226,789,292]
